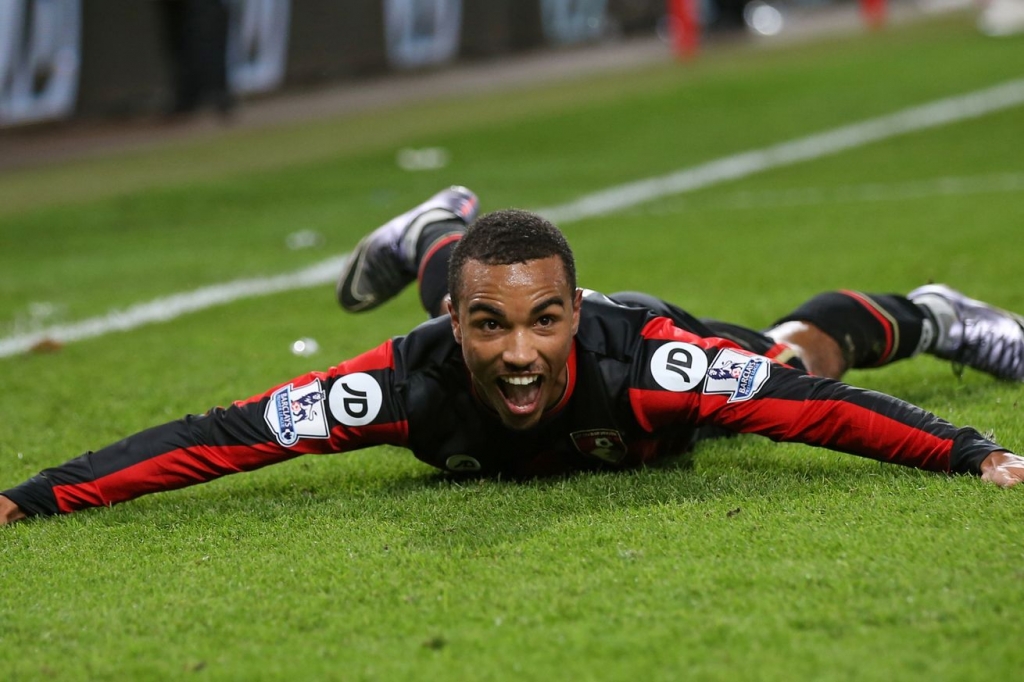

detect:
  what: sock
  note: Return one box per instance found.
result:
[909,293,958,355]
[774,291,930,369]
[415,219,465,318]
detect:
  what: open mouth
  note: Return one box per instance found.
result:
[497,375,544,414]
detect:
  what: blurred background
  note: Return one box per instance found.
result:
[2,0,1021,357]
[3,0,1019,141]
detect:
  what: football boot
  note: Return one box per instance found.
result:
[337,186,478,312]
[908,283,1024,381]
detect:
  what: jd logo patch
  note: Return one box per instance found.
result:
[265,379,329,446]
[650,342,707,392]
[571,429,628,464]
[329,372,383,427]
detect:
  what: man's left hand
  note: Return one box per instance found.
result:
[980,451,1024,488]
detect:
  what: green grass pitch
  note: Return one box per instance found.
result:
[2,15,1023,682]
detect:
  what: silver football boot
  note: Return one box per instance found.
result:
[908,283,1024,381]
[337,186,478,312]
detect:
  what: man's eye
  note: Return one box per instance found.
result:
[481,320,501,331]
[537,316,555,327]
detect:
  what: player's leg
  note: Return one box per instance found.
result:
[766,291,931,379]
[608,292,715,336]
[336,186,478,317]
[767,286,1024,381]
[609,291,806,369]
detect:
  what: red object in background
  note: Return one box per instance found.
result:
[668,0,699,59]
[861,0,887,28]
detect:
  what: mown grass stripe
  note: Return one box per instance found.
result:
[2,77,1023,359]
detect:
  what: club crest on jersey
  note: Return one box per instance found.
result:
[265,379,329,446]
[571,429,628,464]
[704,349,771,403]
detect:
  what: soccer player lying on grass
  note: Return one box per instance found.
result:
[3,187,1024,525]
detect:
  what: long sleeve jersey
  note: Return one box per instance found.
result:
[4,293,1004,516]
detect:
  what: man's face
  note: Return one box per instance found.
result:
[447,255,582,431]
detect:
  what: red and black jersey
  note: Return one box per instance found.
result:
[3,293,1004,517]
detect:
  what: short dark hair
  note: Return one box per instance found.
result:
[447,209,577,305]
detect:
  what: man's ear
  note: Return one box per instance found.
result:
[571,288,583,335]
[446,296,463,344]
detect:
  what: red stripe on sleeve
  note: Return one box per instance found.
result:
[50,419,409,514]
[51,443,298,513]
[630,386,954,472]
[235,341,397,409]
[719,393,952,471]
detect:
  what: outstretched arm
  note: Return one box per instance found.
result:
[1,341,408,522]
[631,317,1020,482]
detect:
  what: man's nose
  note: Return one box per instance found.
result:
[502,329,538,368]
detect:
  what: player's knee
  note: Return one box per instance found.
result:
[766,321,847,379]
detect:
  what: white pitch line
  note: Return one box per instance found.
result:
[0,256,348,358]
[3,78,1024,359]
[626,172,1024,214]
[535,78,1024,224]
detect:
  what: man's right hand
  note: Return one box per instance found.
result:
[0,495,27,525]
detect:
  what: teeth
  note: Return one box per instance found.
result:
[501,376,539,386]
